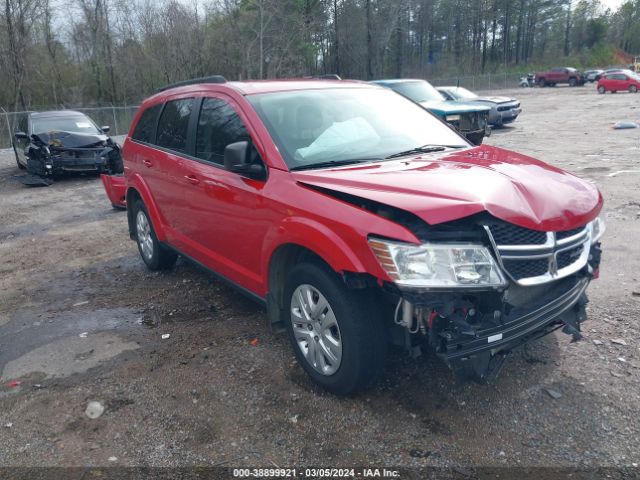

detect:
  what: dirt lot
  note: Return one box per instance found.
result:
[0,86,639,473]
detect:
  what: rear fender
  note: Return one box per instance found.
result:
[126,174,168,242]
[100,174,127,208]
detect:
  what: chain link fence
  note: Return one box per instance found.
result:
[0,105,139,150]
[429,73,527,91]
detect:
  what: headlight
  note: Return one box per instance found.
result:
[590,214,605,243]
[368,238,507,289]
[446,114,461,122]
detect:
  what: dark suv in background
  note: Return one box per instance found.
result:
[372,79,491,145]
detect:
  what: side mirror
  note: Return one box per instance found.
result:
[101,125,110,133]
[14,131,28,140]
[224,141,266,180]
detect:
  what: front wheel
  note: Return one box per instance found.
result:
[598,86,606,94]
[629,85,638,93]
[283,262,386,395]
[569,77,577,87]
[133,199,177,270]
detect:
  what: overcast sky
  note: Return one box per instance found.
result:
[599,0,623,10]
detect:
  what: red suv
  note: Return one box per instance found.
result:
[101,76,604,395]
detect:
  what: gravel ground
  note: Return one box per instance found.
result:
[0,86,639,473]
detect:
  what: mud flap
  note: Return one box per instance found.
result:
[14,174,54,187]
[100,173,127,208]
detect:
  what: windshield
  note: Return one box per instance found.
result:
[248,87,468,170]
[32,114,102,135]
[386,81,444,103]
[447,87,478,101]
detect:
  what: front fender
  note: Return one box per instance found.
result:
[260,216,407,291]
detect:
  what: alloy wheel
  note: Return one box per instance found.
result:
[290,284,342,376]
[136,210,154,261]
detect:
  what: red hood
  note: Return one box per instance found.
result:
[293,145,602,231]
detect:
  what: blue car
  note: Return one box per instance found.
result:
[372,79,491,145]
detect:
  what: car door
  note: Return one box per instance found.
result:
[175,95,269,293]
[612,74,625,91]
[620,74,630,89]
[131,98,196,240]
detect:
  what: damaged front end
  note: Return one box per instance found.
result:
[370,215,604,381]
[19,131,123,187]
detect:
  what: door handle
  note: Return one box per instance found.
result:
[142,159,153,167]
[184,175,200,185]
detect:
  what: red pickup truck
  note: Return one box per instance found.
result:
[535,67,585,87]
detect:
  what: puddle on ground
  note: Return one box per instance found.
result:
[0,307,142,376]
[1,332,139,380]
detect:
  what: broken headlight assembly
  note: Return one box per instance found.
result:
[368,237,507,289]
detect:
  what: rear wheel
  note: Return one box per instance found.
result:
[629,85,638,93]
[133,199,177,270]
[597,85,606,94]
[538,78,546,87]
[569,77,577,87]
[283,262,386,395]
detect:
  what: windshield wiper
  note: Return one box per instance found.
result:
[385,144,464,160]
[290,158,377,171]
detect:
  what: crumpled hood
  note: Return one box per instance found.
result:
[293,145,602,232]
[33,131,109,148]
[420,100,490,115]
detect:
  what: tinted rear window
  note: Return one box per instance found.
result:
[156,99,193,153]
[131,104,161,143]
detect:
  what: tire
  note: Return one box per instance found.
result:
[569,77,577,87]
[629,85,638,93]
[598,86,606,94]
[538,78,546,87]
[133,199,177,270]
[282,262,387,395]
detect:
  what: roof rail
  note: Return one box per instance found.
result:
[156,75,227,93]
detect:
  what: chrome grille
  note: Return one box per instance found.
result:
[485,223,591,285]
[489,223,546,245]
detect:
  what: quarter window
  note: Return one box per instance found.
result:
[195,98,250,164]
[131,104,161,143]
[156,99,193,153]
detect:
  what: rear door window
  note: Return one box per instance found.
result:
[195,98,250,165]
[156,99,194,153]
[131,104,162,143]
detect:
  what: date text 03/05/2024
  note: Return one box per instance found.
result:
[232,468,401,478]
